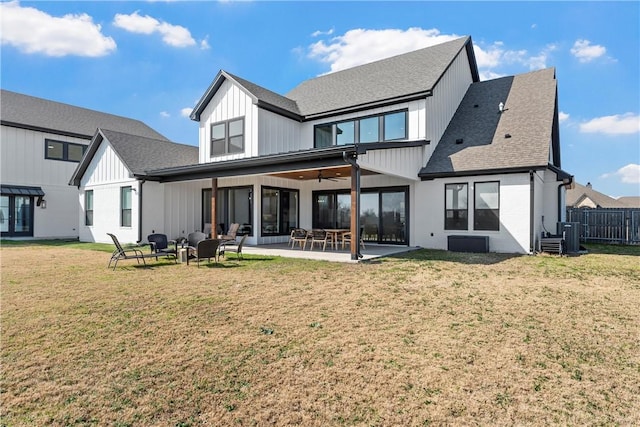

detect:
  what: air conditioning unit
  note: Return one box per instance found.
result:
[557,222,580,253]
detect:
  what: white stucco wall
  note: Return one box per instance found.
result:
[414,173,533,254]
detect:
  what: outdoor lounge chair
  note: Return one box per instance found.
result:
[147,233,178,262]
[219,223,240,242]
[107,233,160,270]
[187,238,220,267]
[221,234,247,260]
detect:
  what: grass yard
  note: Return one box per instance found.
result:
[1,242,639,426]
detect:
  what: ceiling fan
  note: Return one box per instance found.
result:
[317,170,344,183]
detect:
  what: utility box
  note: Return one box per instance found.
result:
[557,222,580,253]
[447,235,490,253]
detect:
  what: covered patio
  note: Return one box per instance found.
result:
[238,242,421,263]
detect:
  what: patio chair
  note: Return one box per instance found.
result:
[309,229,333,251]
[187,238,221,267]
[221,234,248,260]
[289,228,308,249]
[341,227,366,250]
[107,233,159,270]
[186,231,206,260]
[147,233,178,262]
[219,223,240,242]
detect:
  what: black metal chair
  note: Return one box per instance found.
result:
[147,233,178,262]
[107,233,159,270]
[187,238,220,267]
[221,234,248,260]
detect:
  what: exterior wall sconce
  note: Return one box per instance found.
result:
[40,199,47,209]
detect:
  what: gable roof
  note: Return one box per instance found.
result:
[69,129,198,186]
[419,67,561,179]
[287,37,477,118]
[617,196,640,208]
[1,89,169,141]
[190,36,478,122]
[566,182,629,208]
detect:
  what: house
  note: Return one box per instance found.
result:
[0,89,176,239]
[566,182,628,208]
[70,36,573,256]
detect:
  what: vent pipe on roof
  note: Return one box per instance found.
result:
[499,102,505,113]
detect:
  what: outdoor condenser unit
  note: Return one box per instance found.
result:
[557,222,581,254]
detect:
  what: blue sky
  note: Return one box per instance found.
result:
[2,1,639,197]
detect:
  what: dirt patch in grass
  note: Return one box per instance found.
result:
[1,245,639,426]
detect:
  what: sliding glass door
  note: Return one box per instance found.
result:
[313,187,408,244]
[202,186,253,236]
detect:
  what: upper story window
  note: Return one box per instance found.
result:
[211,117,244,156]
[45,139,86,162]
[314,110,407,148]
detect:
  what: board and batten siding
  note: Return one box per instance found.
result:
[258,109,301,155]
[1,124,89,239]
[423,49,474,163]
[198,79,259,162]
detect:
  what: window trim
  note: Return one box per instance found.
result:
[44,139,87,163]
[120,186,132,228]
[210,117,245,156]
[313,109,408,148]
[444,183,469,231]
[473,181,500,231]
[85,190,94,226]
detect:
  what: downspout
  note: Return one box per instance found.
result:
[557,175,573,222]
[529,171,535,254]
[137,180,145,244]
[343,151,362,259]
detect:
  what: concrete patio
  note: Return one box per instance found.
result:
[238,242,422,263]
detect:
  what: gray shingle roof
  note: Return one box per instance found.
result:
[287,37,474,117]
[191,37,476,121]
[69,129,198,186]
[566,182,628,208]
[1,89,169,141]
[420,67,559,178]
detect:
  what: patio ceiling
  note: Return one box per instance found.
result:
[269,166,378,181]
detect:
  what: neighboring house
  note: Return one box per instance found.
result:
[616,196,640,208]
[566,182,628,208]
[70,36,573,255]
[0,89,175,239]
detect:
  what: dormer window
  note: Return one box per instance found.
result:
[211,117,244,156]
[314,110,407,148]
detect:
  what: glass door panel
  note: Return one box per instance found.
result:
[360,193,379,242]
[0,196,9,233]
[314,194,335,229]
[336,194,351,229]
[381,192,406,243]
[14,196,32,233]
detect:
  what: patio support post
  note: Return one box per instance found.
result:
[211,178,218,236]
[346,154,362,260]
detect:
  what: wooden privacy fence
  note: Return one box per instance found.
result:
[566,208,640,244]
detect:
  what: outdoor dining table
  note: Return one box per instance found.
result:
[323,228,350,250]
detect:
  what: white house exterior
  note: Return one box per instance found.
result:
[70,36,573,257]
[0,90,171,239]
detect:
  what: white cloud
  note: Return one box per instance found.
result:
[579,113,640,135]
[474,42,556,79]
[0,1,116,57]
[570,39,606,63]
[559,111,570,123]
[180,107,193,118]
[602,164,640,184]
[308,28,460,73]
[311,28,334,38]
[113,11,195,47]
[200,36,210,50]
[160,111,170,118]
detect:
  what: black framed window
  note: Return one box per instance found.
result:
[261,186,299,236]
[120,186,132,227]
[474,181,500,231]
[211,117,244,156]
[85,190,94,226]
[203,186,253,236]
[45,139,86,162]
[313,110,407,147]
[445,183,468,230]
